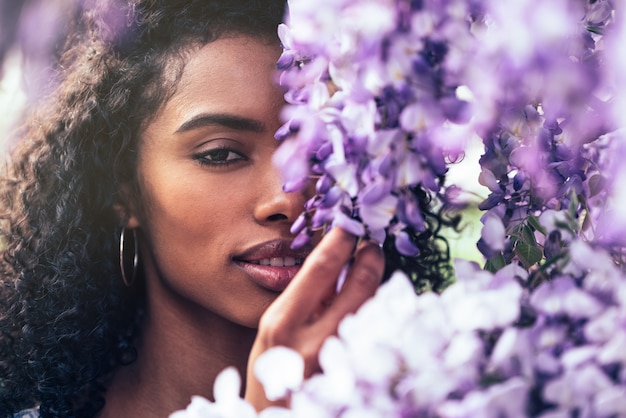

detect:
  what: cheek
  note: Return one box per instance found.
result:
[136,176,236,293]
[140,159,233,219]
[143,183,232,244]
[135,163,260,277]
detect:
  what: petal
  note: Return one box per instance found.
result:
[169,396,214,418]
[259,407,293,418]
[481,216,506,252]
[359,180,392,205]
[290,213,308,235]
[317,337,357,402]
[277,23,293,49]
[358,194,397,232]
[213,367,241,404]
[395,230,419,256]
[254,346,304,401]
[397,194,426,232]
[291,230,312,249]
[326,160,359,197]
[332,213,366,237]
[478,168,500,192]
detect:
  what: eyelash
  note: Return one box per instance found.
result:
[193,146,248,168]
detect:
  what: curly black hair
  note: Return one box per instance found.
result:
[0,0,457,416]
[382,185,458,293]
[0,1,288,416]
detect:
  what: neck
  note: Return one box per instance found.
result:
[100,291,257,417]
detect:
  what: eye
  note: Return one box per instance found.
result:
[194,146,247,167]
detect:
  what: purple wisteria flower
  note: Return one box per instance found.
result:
[173,0,626,417]
[273,0,483,254]
[471,0,620,269]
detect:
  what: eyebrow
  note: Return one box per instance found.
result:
[174,113,266,134]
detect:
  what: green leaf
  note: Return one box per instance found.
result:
[515,242,543,268]
[527,215,546,235]
[568,193,579,219]
[508,222,526,242]
[521,223,537,246]
[484,252,506,273]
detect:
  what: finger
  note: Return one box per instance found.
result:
[314,240,384,333]
[272,227,357,325]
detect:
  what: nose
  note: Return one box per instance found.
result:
[253,161,307,225]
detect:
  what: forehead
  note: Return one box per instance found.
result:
[175,36,280,101]
[171,36,282,113]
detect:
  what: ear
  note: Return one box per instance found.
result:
[113,202,141,229]
[114,183,142,228]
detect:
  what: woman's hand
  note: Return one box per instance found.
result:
[244,227,385,410]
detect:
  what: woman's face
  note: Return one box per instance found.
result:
[127,36,311,328]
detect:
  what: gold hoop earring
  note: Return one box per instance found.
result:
[119,227,138,287]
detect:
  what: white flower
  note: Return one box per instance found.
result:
[584,307,622,344]
[169,396,215,418]
[543,364,613,411]
[254,346,304,401]
[488,327,534,379]
[169,367,257,418]
[444,260,522,331]
[530,276,605,319]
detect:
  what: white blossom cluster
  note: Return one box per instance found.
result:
[173,228,626,417]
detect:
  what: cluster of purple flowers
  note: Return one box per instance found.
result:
[273,0,482,255]
[473,0,618,265]
[173,0,626,416]
[273,0,622,262]
[257,240,626,417]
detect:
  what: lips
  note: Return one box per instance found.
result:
[233,239,312,292]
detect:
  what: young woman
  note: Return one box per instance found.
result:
[0,1,453,416]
